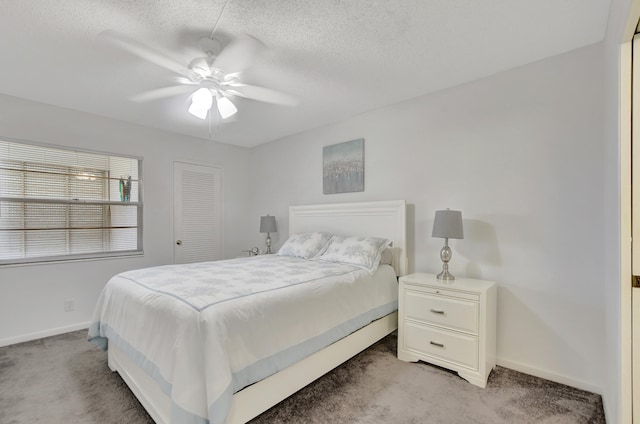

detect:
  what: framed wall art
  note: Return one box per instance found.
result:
[323,138,364,194]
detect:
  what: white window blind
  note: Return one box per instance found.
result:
[0,140,143,265]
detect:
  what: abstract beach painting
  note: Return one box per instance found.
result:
[323,138,364,194]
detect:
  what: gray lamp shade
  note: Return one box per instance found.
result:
[432,209,463,240]
[259,215,277,233]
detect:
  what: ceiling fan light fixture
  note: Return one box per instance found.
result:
[188,88,213,119]
[216,95,238,119]
[104,24,292,126]
[189,57,211,78]
[188,104,209,119]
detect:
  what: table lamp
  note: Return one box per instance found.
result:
[260,215,277,254]
[431,209,464,281]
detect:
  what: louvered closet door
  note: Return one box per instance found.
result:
[173,161,222,264]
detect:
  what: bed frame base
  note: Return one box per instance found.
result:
[108,311,398,424]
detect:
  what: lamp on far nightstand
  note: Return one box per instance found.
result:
[260,215,277,254]
[432,208,464,281]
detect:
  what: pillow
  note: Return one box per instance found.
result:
[316,235,391,273]
[276,232,334,259]
[379,248,393,265]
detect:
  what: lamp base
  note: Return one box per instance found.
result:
[437,266,455,282]
[265,233,272,254]
[437,243,455,282]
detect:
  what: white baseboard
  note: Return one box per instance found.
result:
[600,391,614,424]
[0,321,91,348]
[496,356,601,395]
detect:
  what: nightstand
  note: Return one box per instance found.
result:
[397,272,497,388]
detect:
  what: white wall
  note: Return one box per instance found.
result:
[0,94,253,346]
[249,44,607,393]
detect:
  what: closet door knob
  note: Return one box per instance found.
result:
[176,240,182,246]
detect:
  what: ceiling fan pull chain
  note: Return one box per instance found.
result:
[208,109,212,139]
[209,0,232,39]
[207,106,219,139]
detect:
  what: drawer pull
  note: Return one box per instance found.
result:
[430,309,445,315]
[430,341,445,348]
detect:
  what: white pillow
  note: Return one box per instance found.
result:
[276,232,334,259]
[316,235,391,273]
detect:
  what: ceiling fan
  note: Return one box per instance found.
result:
[99,1,297,121]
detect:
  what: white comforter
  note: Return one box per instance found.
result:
[88,255,398,424]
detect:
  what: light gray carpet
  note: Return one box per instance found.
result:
[0,330,605,423]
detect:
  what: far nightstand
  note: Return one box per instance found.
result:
[397,273,497,388]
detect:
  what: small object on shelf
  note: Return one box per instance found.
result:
[397,272,496,388]
[241,247,260,256]
[119,176,132,202]
[125,176,131,201]
[119,178,125,201]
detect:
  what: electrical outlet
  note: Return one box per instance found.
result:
[64,299,75,312]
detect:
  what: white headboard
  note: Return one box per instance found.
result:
[289,200,408,276]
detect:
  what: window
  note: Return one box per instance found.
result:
[0,140,142,265]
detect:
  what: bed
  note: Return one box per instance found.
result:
[89,200,408,424]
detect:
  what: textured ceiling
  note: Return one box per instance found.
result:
[0,0,611,148]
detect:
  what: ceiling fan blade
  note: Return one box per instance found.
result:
[226,84,298,106]
[99,30,193,79]
[212,34,264,74]
[130,85,195,102]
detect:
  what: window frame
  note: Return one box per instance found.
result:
[0,138,144,266]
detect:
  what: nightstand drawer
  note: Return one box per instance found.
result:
[404,290,479,334]
[404,321,478,370]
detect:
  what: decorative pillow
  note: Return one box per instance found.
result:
[316,235,391,273]
[276,232,334,259]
